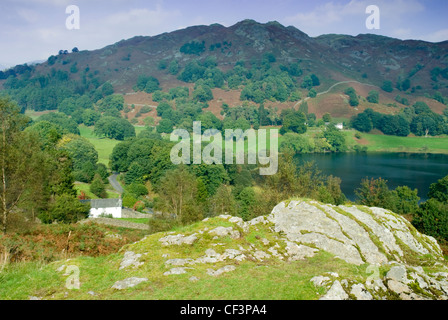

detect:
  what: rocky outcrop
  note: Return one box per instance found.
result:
[270,201,443,266]
[114,199,448,300]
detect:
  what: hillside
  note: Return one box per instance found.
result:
[2,199,447,301]
[1,19,448,122]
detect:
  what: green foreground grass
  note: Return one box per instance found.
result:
[0,215,367,300]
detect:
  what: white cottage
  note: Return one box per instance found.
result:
[89,199,123,218]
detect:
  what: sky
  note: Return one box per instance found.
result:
[1,0,447,68]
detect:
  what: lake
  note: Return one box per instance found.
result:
[295,152,448,202]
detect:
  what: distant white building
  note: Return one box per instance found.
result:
[88,199,123,218]
[335,123,344,130]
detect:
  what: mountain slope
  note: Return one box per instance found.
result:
[1,19,448,121]
[5,20,447,93]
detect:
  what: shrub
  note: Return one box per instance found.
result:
[39,194,90,224]
[90,174,107,198]
[413,199,448,241]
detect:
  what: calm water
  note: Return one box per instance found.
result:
[295,152,448,202]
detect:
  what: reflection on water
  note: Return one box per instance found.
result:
[294,152,448,201]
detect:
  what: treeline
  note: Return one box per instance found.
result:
[0,96,92,234]
[351,101,448,137]
[146,54,319,105]
[3,65,112,112]
[355,176,448,244]
[108,132,347,230]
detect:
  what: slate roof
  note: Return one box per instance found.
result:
[81,199,122,209]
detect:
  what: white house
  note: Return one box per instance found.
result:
[335,123,344,130]
[88,199,123,218]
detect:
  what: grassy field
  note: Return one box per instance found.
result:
[74,182,120,199]
[350,130,448,154]
[78,125,120,166]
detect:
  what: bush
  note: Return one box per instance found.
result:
[90,174,107,198]
[148,215,179,234]
[122,194,138,208]
[367,90,379,103]
[126,183,148,198]
[39,194,90,224]
[413,199,448,241]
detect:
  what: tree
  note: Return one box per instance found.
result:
[413,198,448,241]
[156,102,173,117]
[94,116,136,140]
[57,134,98,176]
[391,186,420,215]
[90,174,107,198]
[193,84,213,102]
[208,184,237,216]
[355,177,395,209]
[236,187,256,221]
[351,112,373,132]
[101,82,114,97]
[39,193,90,224]
[156,166,202,225]
[322,113,332,123]
[38,112,80,135]
[323,126,347,152]
[0,97,49,233]
[381,80,394,93]
[82,109,101,126]
[367,90,379,103]
[310,74,320,86]
[345,87,359,107]
[169,60,179,75]
[428,175,448,203]
[280,111,307,135]
[157,119,174,134]
[25,121,65,150]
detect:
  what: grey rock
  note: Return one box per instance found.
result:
[164,267,189,276]
[310,276,331,287]
[320,281,349,300]
[386,265,408,284]
[165,258,194,266]
[253,250,270,261]
[208,227,240,239]
[350,283,373,300]
[285,241,318,261]
[112,277,148,290]
[207,265,236,277]
[366,279,388,293]
[387,279,410,295]
[119,251,143,270]
[159,233,198,246]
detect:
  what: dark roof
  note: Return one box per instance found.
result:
[85,199,122,209]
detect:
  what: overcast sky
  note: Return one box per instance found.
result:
[1,0,447,68]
